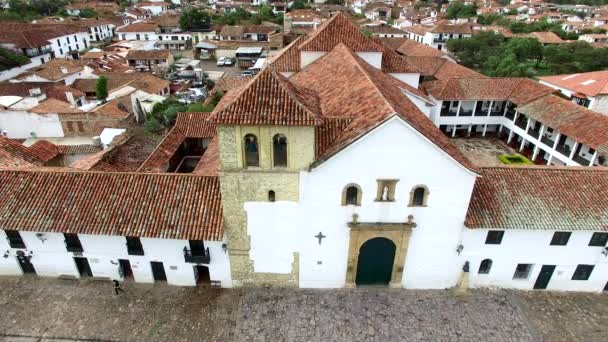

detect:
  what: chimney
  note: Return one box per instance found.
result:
[92,136,102,147]
[61,66,69,74]
[65,91,76,105]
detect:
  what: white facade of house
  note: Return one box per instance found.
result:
[243,116,478,289]
[87,24,115,42]
[0,53,51,82]
[462,229,608,292]
[118,31,159,41]
[0,230,232,287]
[406,31,472,51]
[49,32,91,59]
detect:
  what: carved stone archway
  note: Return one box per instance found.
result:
[345,215,416,288]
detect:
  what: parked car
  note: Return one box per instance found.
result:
[216,57,226,66]
[241,70,255,77]
[224,58,235,66]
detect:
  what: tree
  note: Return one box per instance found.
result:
[96,77,108,102]
[291,0,311,9]
[78,8,97,18]
[179,9,211,30]
[446,2,478,19]
[325,0,344,4]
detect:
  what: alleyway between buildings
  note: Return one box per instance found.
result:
[0,277,605,342]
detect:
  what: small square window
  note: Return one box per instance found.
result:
[550,231,571,246]
[485,230,504,245]
[589,232,608,247]
[513,263,533,279]
[572,264,594,280]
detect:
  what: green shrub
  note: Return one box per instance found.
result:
[497,154,534,165]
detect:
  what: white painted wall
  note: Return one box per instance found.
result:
[0,53,51,82]
[300,51,326,69]
[0,230,232,288]
[243,116,477,289]
[390,73,420,88]
[0,111,64,139]
[462,229,608,292]
[356,52,383,69]
[50,32,90,58]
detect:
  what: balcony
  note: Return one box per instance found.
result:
[184,247,211,264]
[541,135,555,147]
[555,144,572,156]
[474,105,490,116]
[514,117,527,130]
[527,127,540,139]
[573,154,591,166]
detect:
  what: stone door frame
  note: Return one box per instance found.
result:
[345,216,416,288]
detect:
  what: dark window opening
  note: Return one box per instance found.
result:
[184,240,210,263]
[126,236,144,255]
[513,263,533,279]
[589,232,608,247]
[485,230,504,245]
[345,186,358,205]
[268,190,276,202]
[167,138,208,173]
[273,134,287,167]
[5,230,25,249]
[572,264,594,280]
[412,187,425,206]
[64,233,83,253]
[244,134,259,167]
[550,231,571,246]
[478,259,492,274]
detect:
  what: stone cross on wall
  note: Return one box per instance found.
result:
[315,232,326,245]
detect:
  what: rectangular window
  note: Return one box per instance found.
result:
[64,233,83,253]
[77,121,85,132]
[513,263,533,279]
[550,231,571,246]
[126,236,144,255]
[589,232,608,247]
[485,230,504,245]
[66,121,74,132]
[5,230,25,249]
[572,264,594,280]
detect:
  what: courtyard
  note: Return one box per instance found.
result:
[0,277,606,341]
[451,138,517,167]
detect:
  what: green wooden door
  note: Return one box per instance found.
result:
[355,237,396,286]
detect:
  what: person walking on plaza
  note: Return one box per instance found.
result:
[113,279,124,295]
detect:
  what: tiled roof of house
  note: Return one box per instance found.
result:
[57,144,102,154]
[518,31,565,44]
[395,39,447,57]
[20,59,85,82]
[516,94,608,154]
[70,132,162,172]
[193,136,220,176]
[0,23,84,49]
[126,49,172,60]
[28,140,60,162]
[289,43,476,172]
[422,77,555,104]
[429,22,473,34]
[539,71,608,97]
[371,37,421,73]
[138,112,217,173]
[466,166,608,231]
[209,68,322,126]
[269,36,304,72]
[72,73,169,95]
[0,170,224,240]
[116,22,159,33]
[0,137,43,168]
[299,12,383,52]
[403,56,484,79]
[30,98,83,114]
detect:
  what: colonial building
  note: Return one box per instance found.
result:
[1,13,607,293]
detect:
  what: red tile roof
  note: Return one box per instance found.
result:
[395,39,447,58]
[139,112,217,173]
[0,170,224,240]
[0,137,43,168]
[299,12,382,52]
[539,71,608,97]
[466,166,608,231]
[209,68,322,126]
[28,140,60,162]
[289,43,476,172]
[516,94,608,154]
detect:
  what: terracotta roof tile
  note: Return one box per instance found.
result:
[30,98,83,115]
[539,71,608,97]
[516,94,608,154]
[0,169,224,240]
[0,137,43,168]
[209,68,322,126]
[423,78,554,104]
[126,49,172,60]
[299,12,383,52]
[28,140,60,162]
[289,44,476,172]
[395,39,447,57]
[466,166,608,231]
[57,144,102,154]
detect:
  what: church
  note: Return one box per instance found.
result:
[0,13,607,293]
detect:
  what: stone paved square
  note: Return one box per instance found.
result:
[0,277,606,342]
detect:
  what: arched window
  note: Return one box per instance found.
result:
[268,190,275,202]
[409,185,429,207]
[244,134,259,167]
[478,259,492,274]
[342,184,362,206]
[273,134,287,167]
